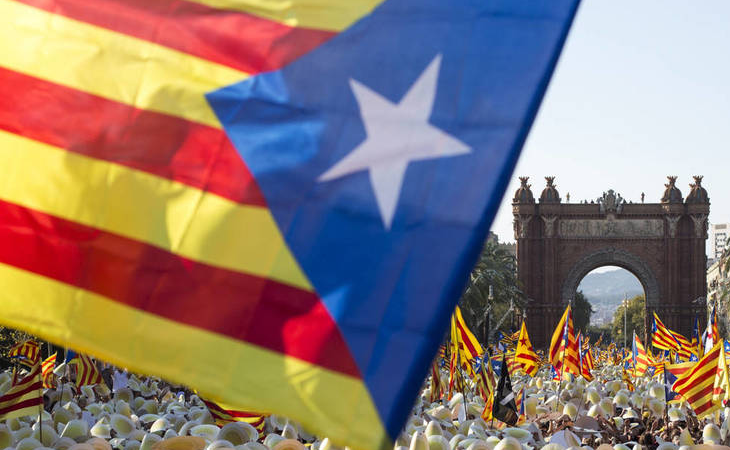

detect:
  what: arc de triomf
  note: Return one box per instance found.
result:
[513,175,709,349]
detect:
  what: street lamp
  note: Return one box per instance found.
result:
[623,293,628,349]
[484,285,494,348]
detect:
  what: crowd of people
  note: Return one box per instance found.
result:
[0,339,728,450]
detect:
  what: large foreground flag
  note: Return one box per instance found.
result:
[0,0,579,448]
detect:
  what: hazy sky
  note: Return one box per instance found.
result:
[491,0,730,243]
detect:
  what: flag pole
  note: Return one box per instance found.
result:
[559,306,570,382]
[662,362,668,422]
[38,367,43,445]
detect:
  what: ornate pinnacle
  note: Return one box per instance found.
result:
[545,176,556,187]
[519,176,530,186]
[665,176,677,188]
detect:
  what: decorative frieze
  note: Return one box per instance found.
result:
[559,219,664,239]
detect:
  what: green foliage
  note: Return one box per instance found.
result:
[611,294,646,344]
[572,291,594,334]
[0,326,33,370]
[458,241,524,344]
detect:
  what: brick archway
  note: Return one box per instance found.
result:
[512,176,709,350]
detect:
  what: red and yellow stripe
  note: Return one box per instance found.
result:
[41,353,58,389]
[514,321,538,377]
[0,363,43,420]
[453,306,483,375]
[549,306,580,377]
[202,398,266,435]
[8,341,40,367]
[673,341,722,419]
[0,0,389,447]
[633,335,649,377]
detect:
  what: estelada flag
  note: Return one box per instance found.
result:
[0,0,579,448]
[514,321,538,377]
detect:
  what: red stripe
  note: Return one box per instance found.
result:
[675,351,720,392]
[0,200,359,378]
[456,325,478,356]
[0,68,266,207]
[686,384,715,404]
[16,0,335,74]
[515,353,537,362]
[0,381,42,404]
[694,399,717,416]
[0,397,43,417]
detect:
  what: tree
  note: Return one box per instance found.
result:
[572,291,594,335]
[611,294,646,344]
[458,241,524,344]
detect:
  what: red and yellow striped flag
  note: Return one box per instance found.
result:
[0,0,385,445]
[479,359,495,422]
[429,361,443,403]
[549,306,569,367]
[0,361,42,420]
[549,305,580,377]
[622,366,635,392]
[453,306,483,376]
[632,333,650,377]
[514,321,538,377]
[652,313,691,359]
[713,340,730,405]
[41,352,58,389]
[8,341,40,368]
[202,398,267,436]
[0,0,582,447]
[70,354,104,387]
[673,341,722,419]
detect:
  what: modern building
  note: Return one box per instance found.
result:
[710,223,730,261]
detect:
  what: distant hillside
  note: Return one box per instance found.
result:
[577,268,644,325]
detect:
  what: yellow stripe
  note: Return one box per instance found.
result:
[0,264,388,450]
[0,131,310,290]
[188,0,384,32]
[0,0,245,128]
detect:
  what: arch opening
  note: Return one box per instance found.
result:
[562,247,660,344]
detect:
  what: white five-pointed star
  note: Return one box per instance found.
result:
[317,54,471,229]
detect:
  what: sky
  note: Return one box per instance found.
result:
[491,0,730,244]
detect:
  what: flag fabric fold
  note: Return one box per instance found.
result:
[202,398,267,436]
[69,354,104,387]
[632,333,649,377]
[549,306,580,378]
[0,361,42,421]
[8,341,40,368]
[41,352,58,389]
[514,321,538,377]
[453,306,483,376]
